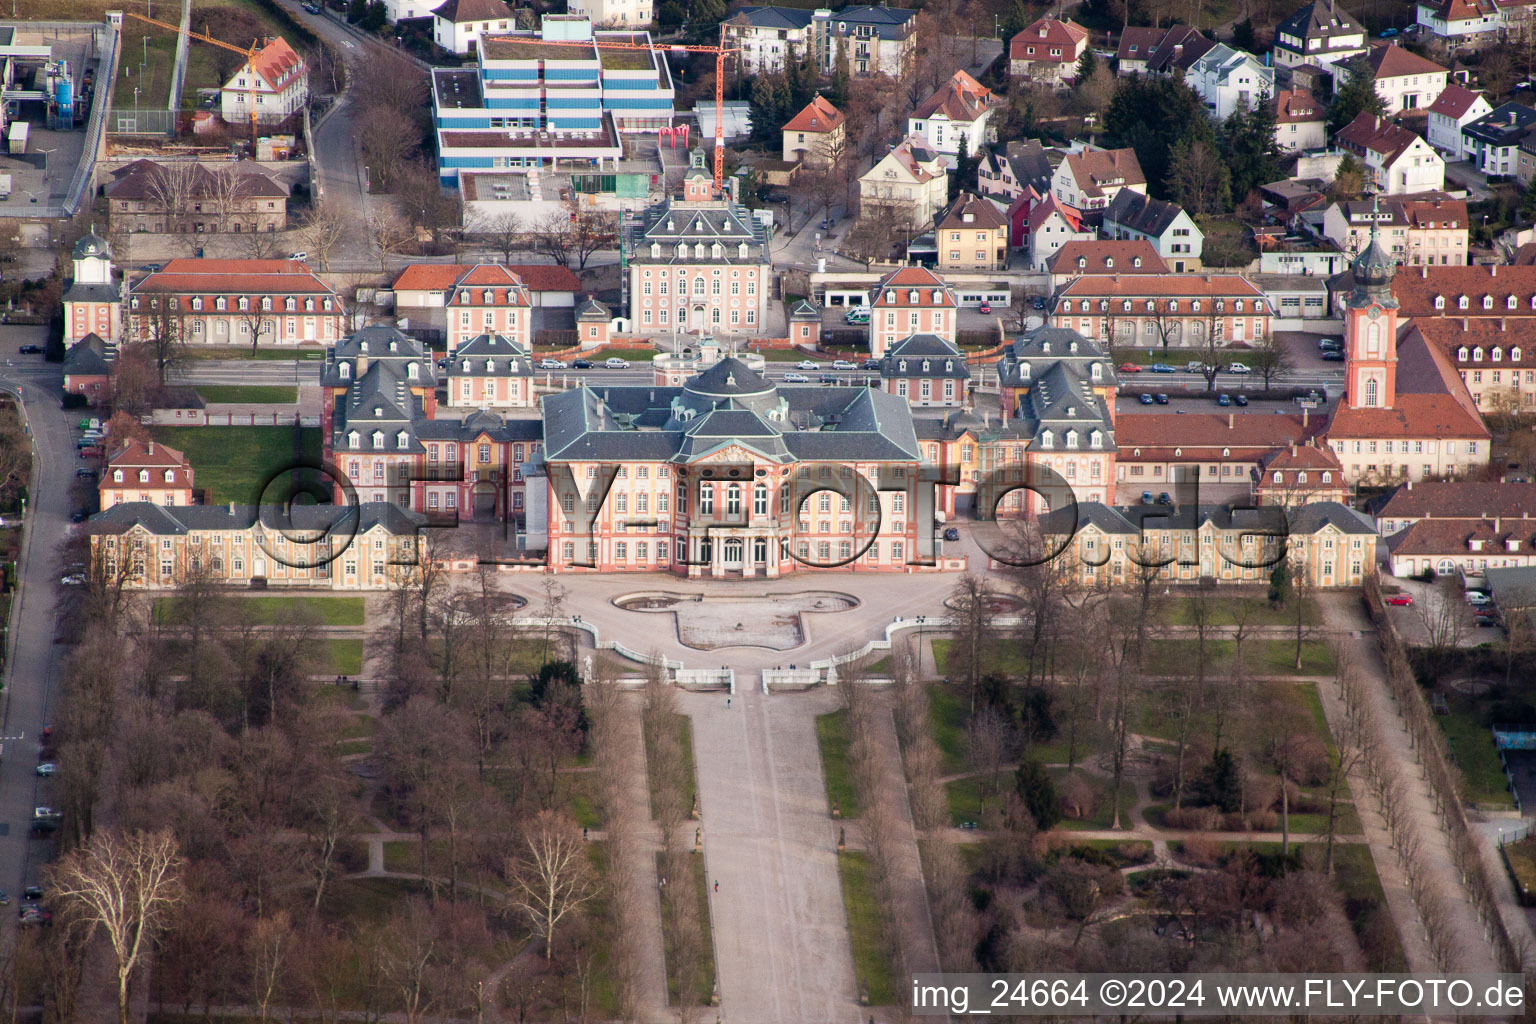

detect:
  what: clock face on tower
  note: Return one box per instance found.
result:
[1367,306,1382,320]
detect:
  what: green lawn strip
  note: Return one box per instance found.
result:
[837,850,896,1006]
[643,711,697,819]
[195,385,299,404]
[115,20,177,108]
[654,851,717,1005]
[156,594,365,626]
[321,876,433,923]
[1437,708,1516,810]
[320,637,364,676]
[564,770,602,830]
[1329,842,1408,971]
[929,637,1034,679]
[1161,596,1320,627]
[1143,638,1335,676]
[946,774,1005,827]
[185,346,327,360]
[149,425,322,505]
[926,684,968,775]
[816,709,859,817]
[581,843,625,1018]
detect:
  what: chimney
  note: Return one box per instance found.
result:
[1302,406,1309,428]
[1229,413,1234,429]
[1290,443,1297,456]
[1493,265,1499,277]
[147,441,154,455]
[1421,265,1427,278]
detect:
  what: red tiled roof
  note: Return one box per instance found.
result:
[1010,18,1088,62]
[507,264,580,291]
[937,192,1007,231]
[1379,480,1536,520]
[1514,242,1536,265]
[1045,239,1168,275]
[1384,516,1536,557]
[911,71,995,124]
[132,259,334,295]
[1327,332,1488,440]
[1427,83,1488,118]
[1274,88,1324,123]
[446,264,532,307]
[1399,197,1466,227]
[106,439,189,470]
[871,266,958,307]
[394,264,465,291]
[1117,412,1324,451]
[1385,264,1536,315]
[1421,0,1499,23]
[783,95,845,134]
[1257,441,1344,472]
[1056,273,1267,299]
[394,263,579,293]
[246,37,303,91]
[1367,43,1447,79]
[1027,193,1083,233]
[1337,111,1426,165]
[1060,148,1145,197]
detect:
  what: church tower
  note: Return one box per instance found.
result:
[1343,209,1399,410]
[62,229,122,345]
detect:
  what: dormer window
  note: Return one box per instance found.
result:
[1459,295,1469,309]
[323,299,332,312]
[1473,347,1484,362]
[192,298,203,311]
[1133,257,1142,268]
[651,244,661,258]
[1040,430,1054,448]
[1434,295,1445,309]
[899,360,907,371]
[1170,300,1179,312]
[1145,300,1154,312]
[1078,256,1087,269]
[1106,257,1114,269]
[1122,299,1132,312]
[1091,362,1102,380]
[1484,295,1494,310]
[676,243,686,257]
[886,290,895,302]
[461,359,470,371]
[909,290,920,302]
[348,431,359,448]
[1222,447,1230,457]
[1065,430,1079,449]
[285,297,296,311]
[1099,300,1108,312]
[1509,296,1518,309]
[1493,348,1503,362]
[1298,472,1308,483]
[407,362,419,379]
[396,431,409,447]
[372,431,384,447]
[487,359,496,372]
[239,297,250,311]
[339,363,351,380]
[711,243,722,258]
[1459,346,1469,360]
[305,298,315,311]
[215,297,226,311]
[1516,347,1524,361]
[113,470,123,483]
[1090,431,1102,449]
[945,361,953,371]
[737,243,749,258]
[260,297,271,311]
[922,360,930,372]
[1322,471,1332,483]
[164,470,174,483]
[483,289,493,303]
[138,470,149,483]
[373,407,383,418]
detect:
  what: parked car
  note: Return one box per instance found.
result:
[1226,361,1251,374]
[862,358,880,370]
[1153,393,1169,405]
[1031,297,1046,310]
[302,1,322,11]
[78,447,101,459]
[1476,611,1501,627]
[832,360,858,370]
[1141,490,1154,504]
[287,251,308,261]
[1138,393,1154,405]
[782,372,810,383]
[1386,593,1414,606]
[819,373,839,383]
[1379,26,1398,35]
[69,511,85,524]
[537,358,564,370]
[1157,492,1173,505]
[942,527,960,542]
[34,764,54,776]
[844,309,870,324]
[74,468,95,480]
[1466,590,1492,606]
[1233,394,1249,406]
[1186,360,1204,373]
[571,359,594,369]
[140,263,160,274]
[1118,362,1142,373]
[31,811,57,825]
[604,357,630,369]
[1318,337,1344,351]
[58,574,86,586]
[1149,363,1175,373]
[1216,394,1232,407]
[17,344,40,354]
[978,301,992,314]
[1322,350,1345,361]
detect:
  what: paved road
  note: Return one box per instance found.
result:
[0,335,74,911]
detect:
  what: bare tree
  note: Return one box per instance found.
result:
[471,210,527,264]
[145,162,199,233]
[48,828,186,1024]
[532,203,613,270]
[1417,575,1472,657]
[298,205,347,271]
[132,296,187,386]
[369,212,414,272]
[205,166,254,233]
[1250,333,1293,392]
[234,298,280,356]
[240,228,285,260]
[506,809,601,959]
[946,573,1000,714]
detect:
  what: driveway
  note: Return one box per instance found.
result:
[0,332,75,910]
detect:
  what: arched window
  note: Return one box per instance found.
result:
[1484,295,1494,309]
[348,431,359,448]
[1322,471,1332,483]
[407,362,419,379]
[1066,430,1079,449]
[371,431,384,447]
[396,431,409,447]
[1273,471,1282,483]
[1040,430,1054,448]
[1365,378,1379,406]
[1090,430,1103,449]
[1298,471,1308,483]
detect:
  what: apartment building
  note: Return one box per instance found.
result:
[1320,196,1468,266]
[104,160,288,235]
[1051,274,1272,346]
[907,71,996,158]
[858,135,951,230]
[221,37,308,126]
[781,95,845,165]
[1461,101,1536,176]
[1008,18,1089,87]
[1367,44,1449,114]
[99,440,195,509]
[814,6,916,77]
[1272,0,1368,68]
[1051,147,1146,212]
[722,6,816,75]
[1274,89,1327,151]
[1102,190,1202,271]
[127,259,344,348]
[1186,43,1275,120]
[1337,111,1447,193]
[934,192,1008,271]
[1115,24,1213,76]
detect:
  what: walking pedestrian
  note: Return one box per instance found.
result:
[713,880,718,893]
[726,696,731,708]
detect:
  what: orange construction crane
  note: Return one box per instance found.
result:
[122,11,262,144]
[495,29,739,192]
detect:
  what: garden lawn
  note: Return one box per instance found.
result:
[1503,839,1536,904]
[195,385,299,404]
[927,684,968,775]
[320,638,364,676]
[837,851,896,1006]
[1144,638,1335,676]
[149,425,322,504]
[930,638,1035,680]
[115,19,176,109]
[156,594,365,626]
[1438,708,1516,810]
[1049,769,1138,831]
[817,709,859,817]
[1163,596,1320,627]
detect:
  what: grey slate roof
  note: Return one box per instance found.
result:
[1462,102,1536,147]
[631,197,770,265]
[1104,189,1189,237]
[789,298,821,320]
[540,358,923,466]
[879,335,971,379]
[997,325,1117,449]
[72,231,110,260]
[729,5,815,29]
[577,296,611,319]
[1275,0,1366,51]
[321,324,437,389]
[63,334,112,376]
[1039,500,1370,538]
[824,5,916,38]
[446,333,535,378]
[86,500,424,536]
[63,281,120,304]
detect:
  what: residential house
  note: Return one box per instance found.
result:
[1385,514,1536,576]
[1103,190,1202,271]
[381,0,436,21]
[1366,44,1449,114]
[1186,43,1275,120]
[868,265,959,358]
[220,37,308,126]
[1426,83,1493,158]
[1274,89,1327,151]
[100,440,195,509]
[430,18,674,189]
[1113,411,1325,493]
[392,262,579,336]
[1376,479,1536,535]
[628,153,771,338]
[1320,196,1468,265]
[1322,235,1491,483]
[431,0,516,55]
[1517,130,1536,184]
[934,192,1008,271]
[1337,111,1446,193]
[1272,0,1369,68]
[63,232,120,346]
[1461,101,1536,176]
[104,160,288,234]
[812,6,917,77]
[1416,0,1502,49]
[1040,501,1374,588]
[977,139,1054,202]
[567,0,651,29]
[878,334,971,407]
[1051,274,1272,347]
[722,6,815,74]
[1044,239,1169,289]
[1254,443,1351,506]
[63,334,112,405]
[906,71,996,158]
[1115,23,1214,76]
[858,135,950,231]
[539,357,931,577]
[1051,146,1146,211]
[443,332,537,408]
[84,503,427,591]
[127,259,343,348]
[1008,18,1089,87]
[444,264,534,354]
[1026,193,1093,272]
[781,95,845,165]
